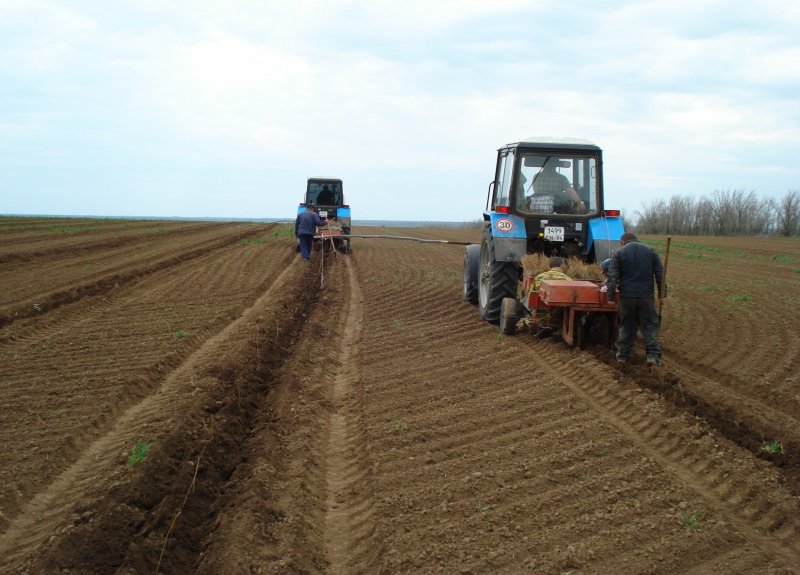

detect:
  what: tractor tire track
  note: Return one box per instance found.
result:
[348,233,799,573]
[539,347,800,558]
[323,257,380,574]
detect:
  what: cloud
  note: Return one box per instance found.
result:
[2,0,799,219]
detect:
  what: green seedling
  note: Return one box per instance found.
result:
[681,511,702,533]
[762,440,783,454]
[494,333,506,342]
[392,420,408,436]
[51,409,68,419]
[173,330,188,340]
[475,502,492,513]
[128,440,150,466]
[596,448,609,457]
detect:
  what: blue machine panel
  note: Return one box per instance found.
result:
[486,212,526,239]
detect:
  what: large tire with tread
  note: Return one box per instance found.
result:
[478,230,519,324]
[462,244,480,304]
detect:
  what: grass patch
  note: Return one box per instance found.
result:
[271,225,295,237]
[681,253,707,260]
[681,511,702,533]
[127,440,151,466]
[673,242,722,253]
[241,237,266,248]
[173,330,188,340]
[727,294,751,303]
[48,223,99,234]
[51,409,68,419]
[695,284,716,292]
[772,254,797,264]
[762,440,783,454]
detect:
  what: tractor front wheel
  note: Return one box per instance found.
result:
[462,244,480,304]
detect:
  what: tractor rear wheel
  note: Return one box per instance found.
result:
[462,244,480,304]
[478,230,518,324]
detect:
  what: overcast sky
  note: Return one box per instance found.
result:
[2,0,798,221]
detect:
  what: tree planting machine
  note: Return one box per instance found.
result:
[462,137,625,346]
[297,177,352,254]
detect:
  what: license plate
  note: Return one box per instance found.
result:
[318,210,328,219]
[544,226,564,241]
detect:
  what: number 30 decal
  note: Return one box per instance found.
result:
[496,218,514,232]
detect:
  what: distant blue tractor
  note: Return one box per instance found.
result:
[463,138,625,324]
[297,177,352,253]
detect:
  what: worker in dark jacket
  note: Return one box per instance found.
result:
[606,232,666,365]
[295,205,327,262]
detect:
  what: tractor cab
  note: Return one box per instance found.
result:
[297,177,352,253]
[486,138,622,263]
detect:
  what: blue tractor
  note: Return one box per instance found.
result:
[463,138,625,324]
[297,177,352,253]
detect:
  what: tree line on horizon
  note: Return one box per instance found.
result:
[631,189,799,237]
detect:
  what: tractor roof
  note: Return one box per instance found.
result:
[504,137,601,152]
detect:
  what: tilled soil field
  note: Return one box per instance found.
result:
[0,216,798,574]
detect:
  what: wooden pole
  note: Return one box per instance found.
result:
[659,236,671,319]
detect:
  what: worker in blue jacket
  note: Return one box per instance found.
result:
[606,232,666,365]
[295,205,327,262]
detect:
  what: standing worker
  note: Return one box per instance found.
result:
[295,205,327,262]
[606,232,666,365]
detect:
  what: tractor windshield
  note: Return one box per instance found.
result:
[307,181,343,206]
[515,153,598,216]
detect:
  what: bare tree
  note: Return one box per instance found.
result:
[633,189,798,237]
[710,190,734,235]
[776,190,800,237]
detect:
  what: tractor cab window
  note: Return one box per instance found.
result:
[308,182,342,206]
[492,150,514,209]
[516,154,597,216]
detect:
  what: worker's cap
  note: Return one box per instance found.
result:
[601,258,612,273]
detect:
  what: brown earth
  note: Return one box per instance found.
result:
[0,216,798,574]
